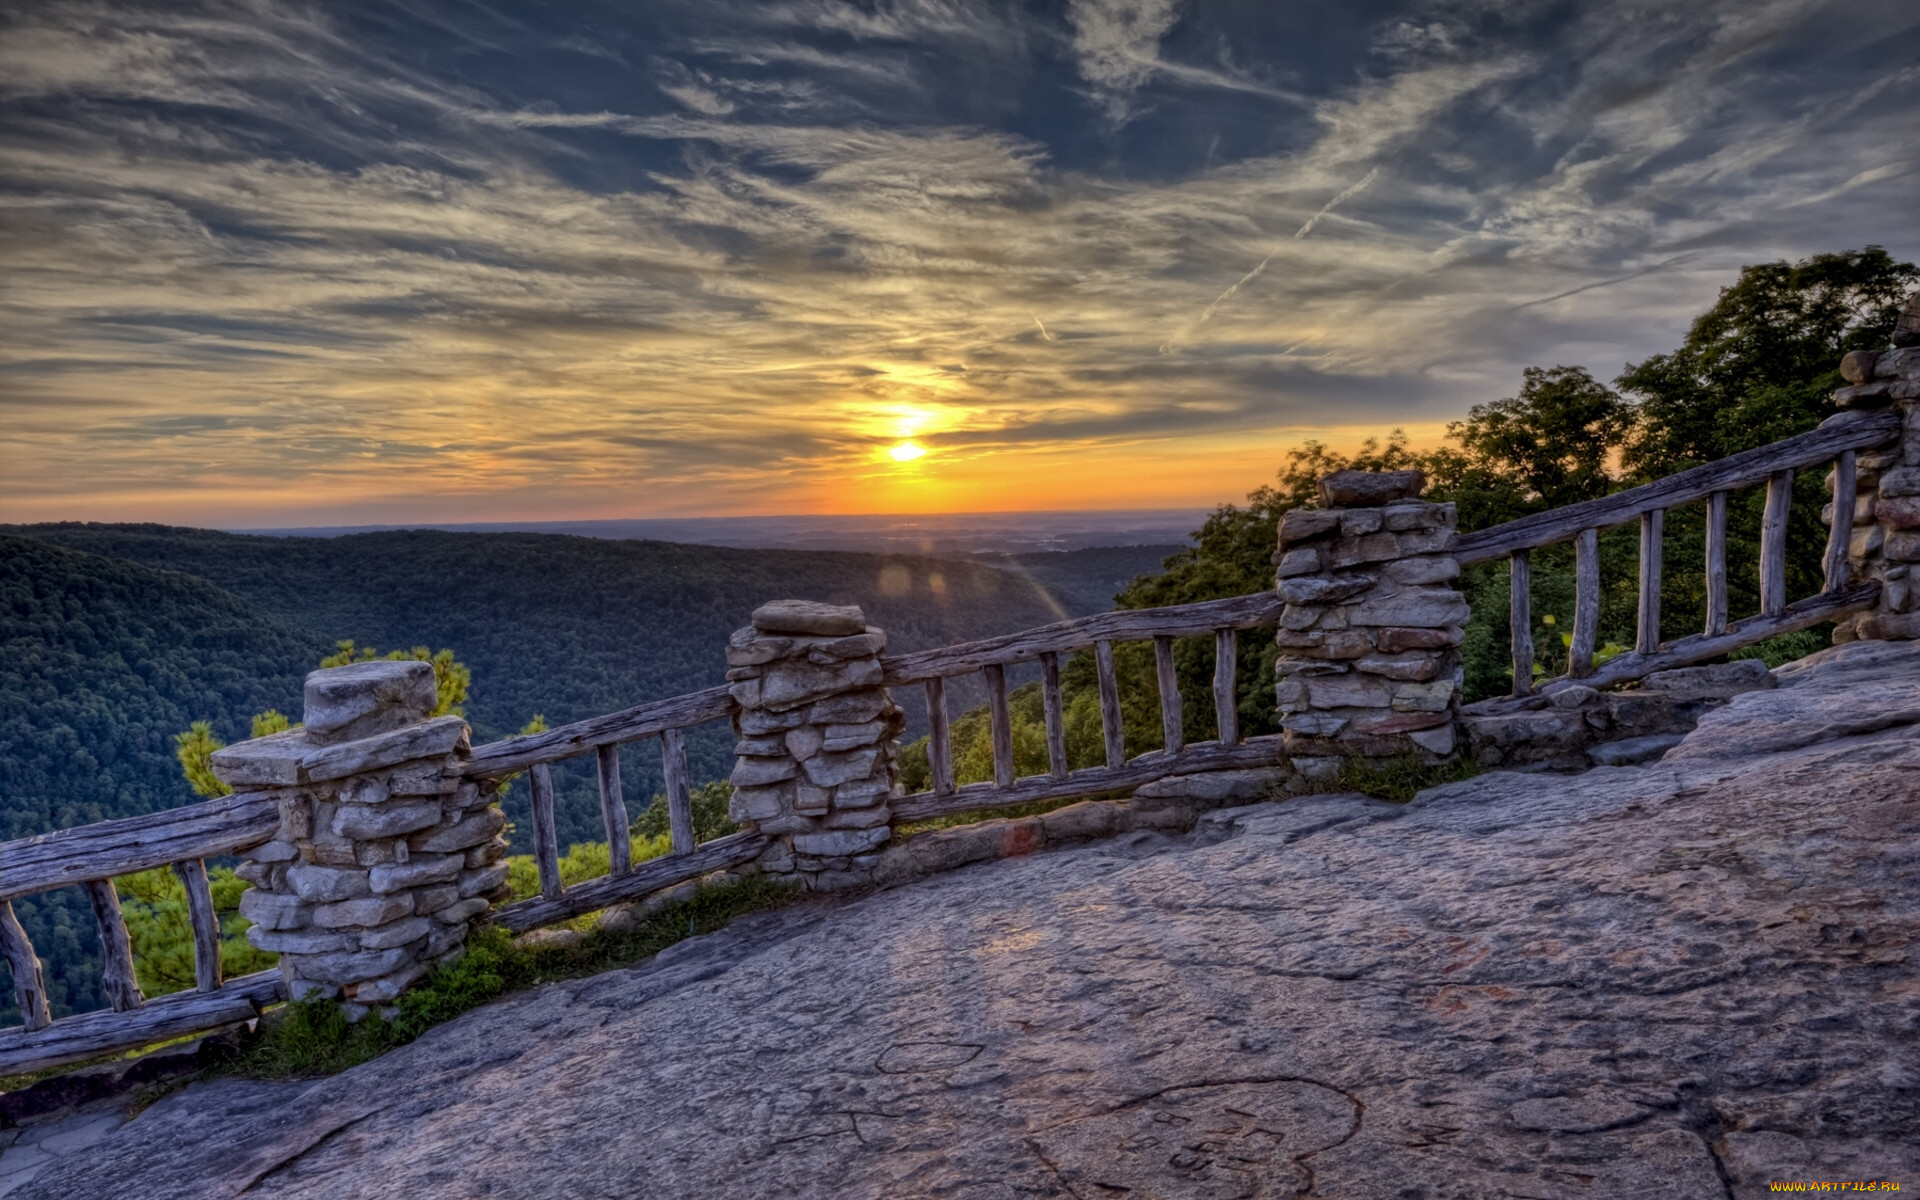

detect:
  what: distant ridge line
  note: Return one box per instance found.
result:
[227,510,1205,555]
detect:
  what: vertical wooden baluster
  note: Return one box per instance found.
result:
[1040,652,1069,779]
[1705,491,1729,636]
[597,743,631,875]
[662,728,694,856]
[1153,635,1184,753]
[1569,529,1600,679]
[173,859,223,992]
[85,879,144,1011]
[1825,453,1856,594]
[1760,469,1792,616]
[984,663,1015,788]
[1095,639,1125,768]
[528,762,563,900]
[1509,549,1533,696]
[0,898,52,1032]
[925,677,955,795]
[1212,628,1240,744]
[1637,508,1663,655]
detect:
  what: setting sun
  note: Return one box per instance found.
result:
[889,441,927,463]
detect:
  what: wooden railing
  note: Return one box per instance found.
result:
[882,591,1289,823]
[1457,409,1898,698]
[0,792,287,1074]
[454,686,764,933]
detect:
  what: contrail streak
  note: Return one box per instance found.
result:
[1161,168,1380,354]
[1509,253,1699,309]
[1032,313,1057,342]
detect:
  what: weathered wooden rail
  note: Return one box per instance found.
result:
[453,687,755,931]
[0,791,284,1074]
[881,592,1287,822]
[1457,409,1898,697]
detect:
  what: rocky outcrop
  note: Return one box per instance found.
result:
[23,640,1919,1200]
[1461,657,1778,769]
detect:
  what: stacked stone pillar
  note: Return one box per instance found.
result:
[1830,291,1920,643]
[212,661,510,1017]
[725,600,905,891]
[1273,469,1467,778]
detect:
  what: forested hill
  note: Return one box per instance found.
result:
[1,525,1100,1020]
[0,535,328,841]
[7,523,1081,746]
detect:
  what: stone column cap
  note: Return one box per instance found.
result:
[1317,469,1426,507]
[305,660,437,745]
[752,600,867,636]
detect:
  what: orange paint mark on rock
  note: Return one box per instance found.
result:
[1002,823,1040,857]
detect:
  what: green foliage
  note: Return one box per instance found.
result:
[318,641,470,718]
[505,780,739,902]
[232,876,800,1078]
[173,721,230,800]
[1313,755,1484,803]
[0,536,326,1022]
[505,834,676,901]
[631,779,736,845]
[115,866,276,998]
[1621,246,1918,473]
[1729,628,1830,669]
[1425,365,1634,530]
[250,710,291,738]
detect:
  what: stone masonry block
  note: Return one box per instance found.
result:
[237,888,309,931]
[313,895,413,929]
[369,855,462,894]
[752,600,866,636]
[286,863,371,903]
[303,660,437,746]
[332,799,442,841]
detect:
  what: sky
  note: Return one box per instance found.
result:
[2,0,1916,527]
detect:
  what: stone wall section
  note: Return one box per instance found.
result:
[1831,292,1920,643]
[725,600,905,891]
[210,661,509,1018]
[1271,469,1466,779]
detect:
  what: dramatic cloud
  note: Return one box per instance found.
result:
[0,0,1915,525]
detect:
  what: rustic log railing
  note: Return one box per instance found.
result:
[453,686,766,933]
[1456,409,1898,698]
[0,791,285,1074]
[880,591,1289,824]
[1,406,1900,1077]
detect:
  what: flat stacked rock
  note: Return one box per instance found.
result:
[211,661,508,1017]
[1272,470,1465,770]
[725,601,905,890]
[1830,295,1920,642]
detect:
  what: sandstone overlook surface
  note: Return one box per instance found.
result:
[24,639,1920,1199]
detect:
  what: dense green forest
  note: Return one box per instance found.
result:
[0,537,330,1022]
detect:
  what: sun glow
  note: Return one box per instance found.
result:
[889,440,927,462]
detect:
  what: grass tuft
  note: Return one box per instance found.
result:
[1296,754,1483,804]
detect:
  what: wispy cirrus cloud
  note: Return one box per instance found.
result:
[0,0,1914,526]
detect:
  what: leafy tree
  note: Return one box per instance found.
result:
[1621,246,1918,473]
[174,721,230,799]
[116,865,277,997]
[1424,366,1633,531]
